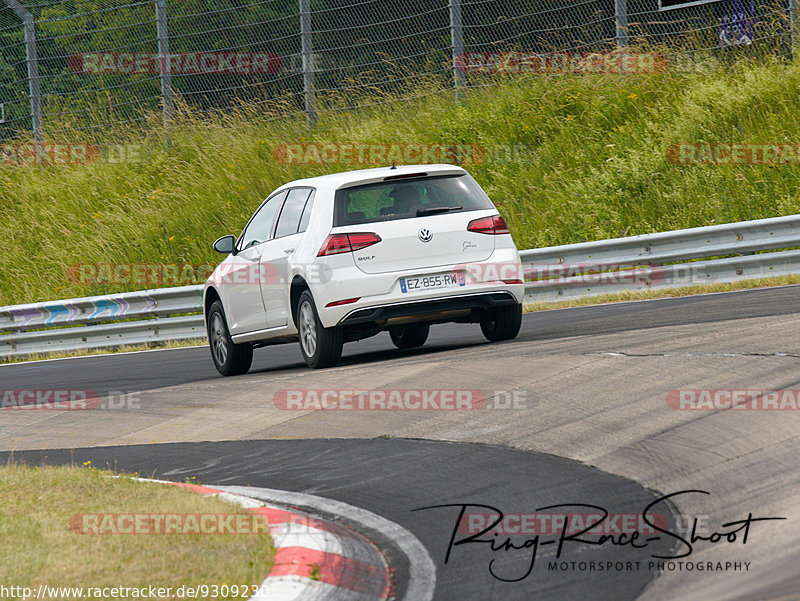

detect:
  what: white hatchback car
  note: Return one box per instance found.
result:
[204,164,525,376]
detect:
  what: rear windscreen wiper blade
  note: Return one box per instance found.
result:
[416,206,462,216]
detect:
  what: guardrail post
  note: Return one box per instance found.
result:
[4,1,43,150]
[299,0,317,128]
[449,0,466,94]
[615,0,629,48]
[155,0,173,148]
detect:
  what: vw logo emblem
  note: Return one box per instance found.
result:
[418,228,433,243]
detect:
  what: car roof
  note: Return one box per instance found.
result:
[279,164,468,192]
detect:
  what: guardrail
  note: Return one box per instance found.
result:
[520,214,800,302]
[0,286,204,358]
[2,214,799,358]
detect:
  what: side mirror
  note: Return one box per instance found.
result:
[213,235,235,254]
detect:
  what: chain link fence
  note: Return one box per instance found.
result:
[0,0,796,143]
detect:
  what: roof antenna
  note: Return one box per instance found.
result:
[390,161,397,169]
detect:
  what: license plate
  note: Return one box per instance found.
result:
[400,272,465,293]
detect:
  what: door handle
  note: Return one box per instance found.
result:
[283,248,295,254]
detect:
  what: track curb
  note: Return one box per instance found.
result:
[139,479,435,601]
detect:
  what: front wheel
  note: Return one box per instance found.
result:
[480,303,522,342]
[207,301,253,376]
[297,291,343,369]
[389,323,430,349]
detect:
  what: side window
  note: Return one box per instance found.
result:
[238,190,287,250]
[274,188,312,238]
[298,190,315,233]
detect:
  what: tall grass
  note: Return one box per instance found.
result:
[2,55,800,305]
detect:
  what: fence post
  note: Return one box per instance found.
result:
[615,0,629,47]
[449,0,465,93]
[4,1,43,149]
[299,0,317,128]
[791,0,799,59]
[155,0,173,147]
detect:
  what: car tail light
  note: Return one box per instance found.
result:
[325,297,360,307]
[467,214,510,235]
[348,232,383,251]
[318,232,381,256]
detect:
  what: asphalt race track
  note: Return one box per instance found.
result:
[2,285,800,601]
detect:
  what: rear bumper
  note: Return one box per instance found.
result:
[313,245,525,328]
[338,291,519,326]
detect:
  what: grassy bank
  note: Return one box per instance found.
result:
[2,56,800,305]
[0,463,272,596]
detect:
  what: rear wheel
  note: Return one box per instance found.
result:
[480,303,522,342]
[207,301,253,376]
[297,291,343,368]
[389,323,430,349]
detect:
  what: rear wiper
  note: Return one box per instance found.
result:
[416,206,462,216]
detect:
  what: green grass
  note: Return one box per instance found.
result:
[0,463,273,598]
[3,55,800,305]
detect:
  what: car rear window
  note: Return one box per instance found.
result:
[333,174,494,227]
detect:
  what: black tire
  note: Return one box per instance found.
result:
[480,303,522,342]
[296,290,343,368]
[389,323,430,349]
[207,300,253,376]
